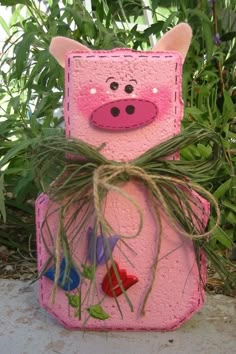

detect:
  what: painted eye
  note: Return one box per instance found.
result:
[110,81,119,90]
[125,84,134,94]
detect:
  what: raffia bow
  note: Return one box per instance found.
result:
[33,126,234,317]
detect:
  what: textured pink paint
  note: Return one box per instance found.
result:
[36,48,209,331]
[64,50,180,161]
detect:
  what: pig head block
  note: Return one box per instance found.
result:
[64,50,181,159]
[36,24,210,331]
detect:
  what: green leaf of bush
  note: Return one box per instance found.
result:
[15,32,35,79]
[222,200,236,214]
[185,107,204,117]
[224,54,236,65]
[226,211,236,225]
[0,138,38,168]
[0,0,28,4]
[0,15,10,35]
[221,32,236,41]
[210,225,233,249]
[213,178,232,199]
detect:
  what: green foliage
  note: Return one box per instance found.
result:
[0,0,235,260]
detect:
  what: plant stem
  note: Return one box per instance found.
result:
[212,0,225,96]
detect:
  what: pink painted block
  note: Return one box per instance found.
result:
[36,47,210,331]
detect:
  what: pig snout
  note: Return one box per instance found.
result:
[90,99,157,130]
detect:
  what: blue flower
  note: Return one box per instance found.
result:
[44,258,80,291]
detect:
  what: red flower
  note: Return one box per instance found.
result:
[102,262,138,297]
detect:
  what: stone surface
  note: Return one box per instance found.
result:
[0,279,235,354]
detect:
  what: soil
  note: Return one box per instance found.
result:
[0,246,37,281]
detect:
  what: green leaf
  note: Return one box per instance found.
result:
[221,32,236,41]
[0,120,13,135]
[185,107,204,117]
[0,0,28,4]
[65,293,81,308]
[9,96,20,112]
[26,50,49,88]
[181,147,195,160]
[82,20,97,38]
[15,32,35,79]
[0,138,38,168]
[222,200,236,214]
[1,167,25,175]
[191,144,208,159]
[0,174,6,223]
[222,91,235,121]
[162,12,179,32]
[144,22,164,37]
[210,225,233,249]
[151,0,159,10]
[202,22,213,60]
[224,54,236,65]
[6,199,33,214]
[213,178,232,199]
[87,304,110,320]
[14,171,34,201]
[0,16,10,36]
[187,9,213,60]
[230,176,236,197]
[81,264,95,280]
[226,211,236,225]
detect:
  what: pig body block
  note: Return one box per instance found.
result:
[36,49,209,331]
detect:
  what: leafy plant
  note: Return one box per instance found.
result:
[0,0,235,267]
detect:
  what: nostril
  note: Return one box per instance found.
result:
[111,107,120,117]
[126,105,135,115]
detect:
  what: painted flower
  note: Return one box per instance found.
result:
[87,227,120,265]
[44,258,80,291]
[102,261,138,297]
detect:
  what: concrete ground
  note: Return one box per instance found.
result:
[0,280,235,354]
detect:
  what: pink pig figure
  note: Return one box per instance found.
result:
[36,23,210,331]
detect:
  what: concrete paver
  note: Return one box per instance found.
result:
[0,280,235,354]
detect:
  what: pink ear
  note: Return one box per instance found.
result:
[49,36,91,67]
[152,23,192,62]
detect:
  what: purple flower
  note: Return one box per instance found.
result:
[87,227,120,265]
[213,33,221,45]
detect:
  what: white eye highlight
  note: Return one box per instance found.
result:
[90,88,97,94]
[152,88,158,94]
[106,90,110,94]
[131,93,136,98]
